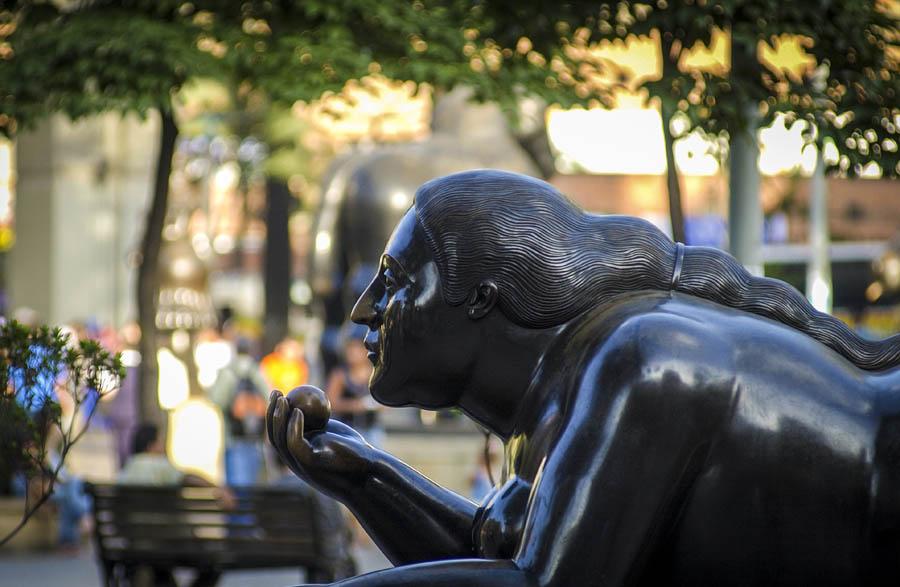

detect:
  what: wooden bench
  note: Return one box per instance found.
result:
[85,483,353,586]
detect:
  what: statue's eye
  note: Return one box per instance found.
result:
[383,270,400,293]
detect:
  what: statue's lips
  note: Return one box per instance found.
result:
[364,334,380,365]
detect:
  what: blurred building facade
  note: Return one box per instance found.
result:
[9,113,156,326]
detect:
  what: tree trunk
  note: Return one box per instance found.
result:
[514,106,557,180]
[263,177,292,355]
[659,39,686,244]
[727,39,764,276]
[660,101,686,244]
[137,110,178,427]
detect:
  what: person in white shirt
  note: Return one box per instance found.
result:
[118,423,183,485]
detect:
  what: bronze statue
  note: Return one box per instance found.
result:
[270,170,900,586]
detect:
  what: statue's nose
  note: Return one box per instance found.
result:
[350,283,382,328]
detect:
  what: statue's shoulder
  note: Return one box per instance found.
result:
[557,291,707,351]
[549,292,738,383]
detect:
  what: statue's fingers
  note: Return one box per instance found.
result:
[273,394,290,454]
[286,408,312,467]
[266,390,282,447]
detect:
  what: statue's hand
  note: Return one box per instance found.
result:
[267,390,373,494]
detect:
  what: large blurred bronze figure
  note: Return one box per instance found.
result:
[270,170,900,586]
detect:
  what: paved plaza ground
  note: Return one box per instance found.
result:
[0,541,391,586]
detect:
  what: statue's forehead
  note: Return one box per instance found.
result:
[383,210,422,271]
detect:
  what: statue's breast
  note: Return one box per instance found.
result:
[473,476,531,559]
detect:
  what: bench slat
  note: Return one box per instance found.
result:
[95,513,315,527]
[96,525,317,543]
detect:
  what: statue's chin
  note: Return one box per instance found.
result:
[369,365,454,410]
[368,366,404,407]
[370,386,408,408]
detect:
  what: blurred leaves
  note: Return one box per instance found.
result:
[466,0,899,178]
[0,1,483,134]
[0,0,896,177]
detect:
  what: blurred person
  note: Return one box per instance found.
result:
[119,423,229,493]
[47,431,92,551]
[10,421,91,552]
[118,423,231,587]
[22,423,92,552]
[118,422,187,486]
[322,324,384,551]
[260,336,310,392]
[208,337,270,486]
[258,337,310,480]
[103,324,140,467]
[325,323,382,447]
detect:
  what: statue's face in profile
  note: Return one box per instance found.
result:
[351,210,471,409]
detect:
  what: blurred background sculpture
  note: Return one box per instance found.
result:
[270,170,900,587]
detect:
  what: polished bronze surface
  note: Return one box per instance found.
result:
[270,170,900,586]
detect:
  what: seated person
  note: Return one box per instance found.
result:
[118,423,230,587]
[118,423,184,486]
[120,423,232,496]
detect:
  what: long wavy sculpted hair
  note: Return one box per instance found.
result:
[414,170,900,371]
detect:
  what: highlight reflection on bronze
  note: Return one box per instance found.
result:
[269,170,900,586]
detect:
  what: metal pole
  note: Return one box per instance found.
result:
[806,149,832,312]
[728,101,764,276]
[727,39,764,276]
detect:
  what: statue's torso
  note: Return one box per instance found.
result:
[473,292,898,584]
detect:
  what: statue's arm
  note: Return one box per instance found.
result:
[335,448,480,565]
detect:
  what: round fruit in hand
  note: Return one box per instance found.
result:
[286,385,332,433]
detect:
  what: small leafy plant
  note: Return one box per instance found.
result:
[0,321,123,547]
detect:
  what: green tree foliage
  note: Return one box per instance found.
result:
[460,0,899,242]
[470,0,898,175]
[0,1,479,131]
[0,320,123,546]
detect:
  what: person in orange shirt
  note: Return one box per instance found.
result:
[260,337,309,393]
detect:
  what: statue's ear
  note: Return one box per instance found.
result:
[466,281,499,320]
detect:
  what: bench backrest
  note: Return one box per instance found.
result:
[86,483,325,571]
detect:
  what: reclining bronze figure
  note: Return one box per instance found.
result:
[269,169,900,586]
